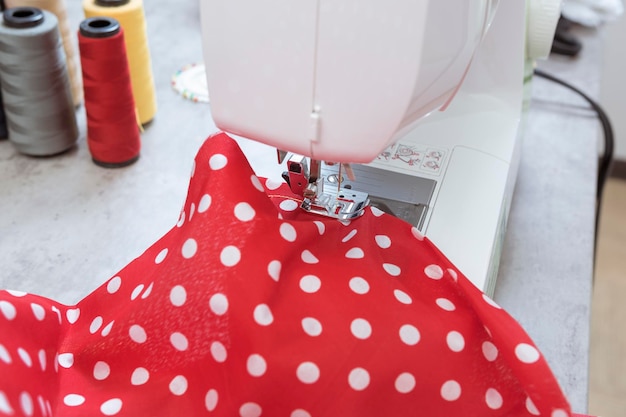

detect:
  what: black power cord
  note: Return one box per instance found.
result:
[551,16,583,57]
[533,68,614,258]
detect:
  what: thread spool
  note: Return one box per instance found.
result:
[0,2,6,139]
[0,90,7,140]
[5,0,83,107]
[79,16,140,167]
[83,0,157,125]
[0,7,78,155]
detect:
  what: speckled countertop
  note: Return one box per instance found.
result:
[0,1,598,413]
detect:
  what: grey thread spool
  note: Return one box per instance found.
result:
[0,2,5,139]
[0,7,78,155]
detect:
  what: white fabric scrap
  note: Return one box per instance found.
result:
[562,0,624,27]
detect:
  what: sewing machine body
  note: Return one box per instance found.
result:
[200,0,558,293]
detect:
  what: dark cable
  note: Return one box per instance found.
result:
[533,68,614,259]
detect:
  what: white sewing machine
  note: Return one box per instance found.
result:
[199,0,561,294]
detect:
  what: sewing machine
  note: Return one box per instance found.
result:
[199,0,561,294]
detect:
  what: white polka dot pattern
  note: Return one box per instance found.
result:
[169,286,187,307]
[66,308,80,324]
[57,353,73,369]
[181,239,198,259]
[348,368,370,391]
[268,260,281,281]
[106,277,121,294]
[209,293,229,315]
[0,134,573,417]
[395,373,416,394]
[399,325,420,346]
[220,246,241,267]
[20,392,33,416]
[210,342,227,363]
[279,200,299,212]
[64,394,85,406]
[515,343,541,364]
[0,345,10,365]
[246,354,267,377]
[30,304,45,321]
[17,349,31,368]
[94,361,111,381]
[394,290,412,305]
[280,223,297,242]
[0,391,13,415]
[447,331,465,352]
[301,250,319,264]
[234,202,256,222]
[375,235,391,249]
[154,249,168,264]
[425,265,444,280]
[169,376,188,396]
[0,302,16,321]
[350,318,372,340]
[345,248,364,259]
[296,362,320,384]
[129,325,147,344]
[209,154,228,170]
[482,341,499,362]
[100,398,123,416]
[349,277,369,295]
[485,388,503,410]
[301,318,323,337]
[239,402,262,417]
[253,304,273,326]
[198,194,212,213]
[441,380,462,401]
[299,275,321,294]
[170,332,189,351]
[383,263,401,277]
[205,389,219,412]
[90,316,103,334]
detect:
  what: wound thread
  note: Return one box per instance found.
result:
[0,7,78,155]
[0,3,6,139]
[79,16,140,167]
[83,0,157,124]
[5,0,83,107]
[0,89,7,139]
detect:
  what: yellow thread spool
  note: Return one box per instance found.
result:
[83,0,157,124]
[5,0,83,106]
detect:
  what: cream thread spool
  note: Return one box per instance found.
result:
[5,0,83,107]
[0,7,78,155]
[83,0,157,124]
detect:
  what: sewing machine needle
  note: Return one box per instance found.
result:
[337,163,342,195]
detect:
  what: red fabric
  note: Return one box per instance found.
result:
[0,133,580,417]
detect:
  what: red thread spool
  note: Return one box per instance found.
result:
[78,17,140,167]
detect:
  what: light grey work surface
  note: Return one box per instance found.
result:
[0,1,597,413]
[495,26,600,413]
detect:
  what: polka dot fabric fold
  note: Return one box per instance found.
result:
[0,133,587,417]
